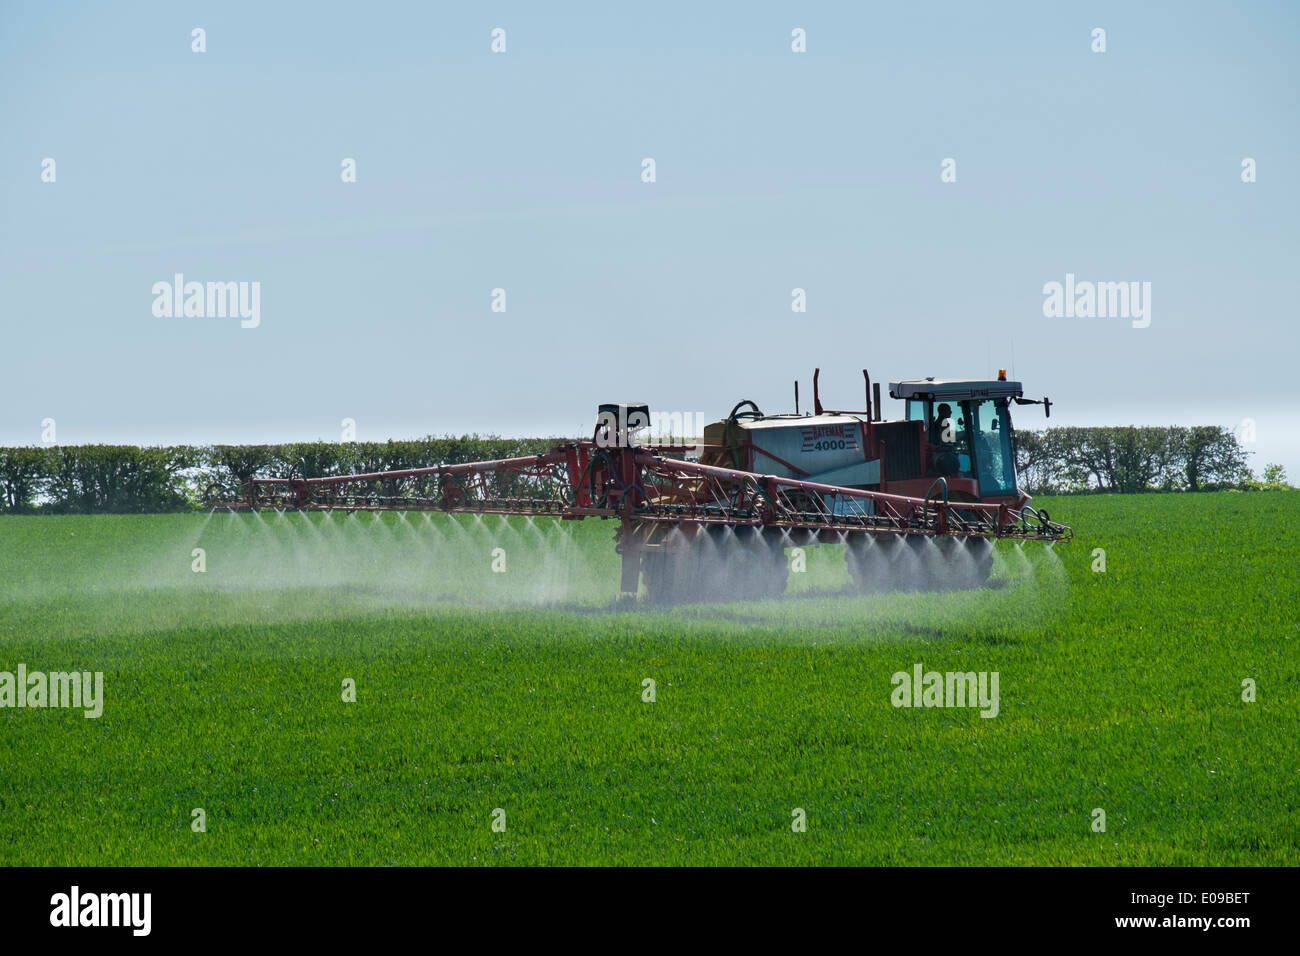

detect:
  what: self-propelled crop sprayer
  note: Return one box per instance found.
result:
[215,369,1071,602]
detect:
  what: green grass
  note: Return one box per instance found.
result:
[1,492,1297,865]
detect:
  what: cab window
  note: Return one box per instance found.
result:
[968,399,1016,496]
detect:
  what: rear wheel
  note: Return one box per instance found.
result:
[845,533,900,592]
[642,526,788,603]
[722,527,788,601]
[641,548,692,603]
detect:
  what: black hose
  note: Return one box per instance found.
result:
[924,477,949,510]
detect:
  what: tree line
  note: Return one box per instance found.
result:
[0,438,563,514]
[1014,425,1285,494]
[0,427,1288,513]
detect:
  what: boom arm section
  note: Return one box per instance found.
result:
[215,441,1071,543]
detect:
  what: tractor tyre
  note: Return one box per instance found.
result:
[641,548,696,603]
[845,533,901,593]
[698,526,787,601]
[727,527,789,600]
[642,527,788,603]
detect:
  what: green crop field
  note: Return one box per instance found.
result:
[1,491,1296,866]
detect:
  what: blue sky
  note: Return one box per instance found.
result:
[2,1,1297,475]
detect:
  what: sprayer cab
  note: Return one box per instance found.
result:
[888,373,1052,505]
[700,368,1054,509]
